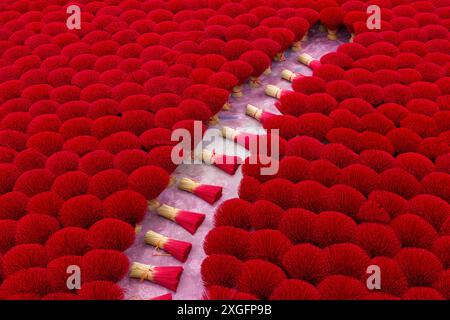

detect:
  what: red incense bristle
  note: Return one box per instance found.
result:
[176,211,206,235]
[150,293,172,300]
[145,230,192,262]
[130,262,183,292]
[178,177,222,204]
[202,150,242,175]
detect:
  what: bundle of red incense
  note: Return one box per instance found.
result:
[298,53,322,70]
[221,126,259,150]
[153,202,205,234]
[201,149,242,175]
[281,69,304,82]
[150,293,172,300]
[130,262,183,292]
[178,177,223,205]
[246,104,277,125]
[264,85,289,99]
[144,230,192,262]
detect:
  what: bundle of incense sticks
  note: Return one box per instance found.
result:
[130,262,183,292]
[200,149,242,175]
[297,53,322,70]
[144,230,192,262]
[178,177,223,204]
[246,104,276,124]
[281,69,304,82]
[151,201,205,234]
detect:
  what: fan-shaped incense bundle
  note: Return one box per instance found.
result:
[265,85,286,99]
[178,177,222,204]
[151,202,205,234]
[246,104,276,124]
[298,53,321,70]
[130,262,183,292]
[201,149,242,175]
[281,69,304,82]
[221,126,259,150]
[144,230,192,262]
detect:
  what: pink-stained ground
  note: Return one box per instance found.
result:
[119,26,349,300]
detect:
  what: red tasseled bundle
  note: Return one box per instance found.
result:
[249,200,284,230]
[201,254,243,288]
[329,109,360,131]
[26,132,64,156]
[88,218,135,251]
[320,52,353,69]
[99,131,140,154]
[0,220,16,254]
[339,98,374,118]
[45,227,90,259]
[47,255,82,292]
[293,180,330,213]
[270,279,320,300]
[259,178,295,209]
[113,150,149,175]
[59,195,103,228]
[262,115,299,140]
[285,136,323,161]
[402,287,445,300]
[223,39,253,60]
[154,204,205,235]
[291,76,326,95]
[178,99,212,122]
[150,93,181,113]
[359,149,396,174]
[91,116,124,140]
[13,168,54,197]
[0,164,20,194]
[87,169,128,200]
[247,229,292,265]
[1,244,48,278]
[0,191,28,220]
[386,128,421,153]
[239,50,271,85]
[422,172,450,203]
[297,112,333,141]
[145,229,192,262]
[0,147,17,163]
[436,153,450,174]
[238,176,261,202]
[432,236,450,268]
[78,281,124,300]
[383,84,413,105]
[0,267,51,298]
[339,164,380,196]
[51,171,90,200]
[1,112,31,132]
[308,159,341,187]
[121,111,155,136]
[200,88,230,114]
[328,184,366,217]
[326,127,362,152]
[202,285,257,300]
[103,190,148,225]
[199,39,226,55]
[324,243,370,279]
[154,107,185,129]
[251,38,281,61]
[320,143,359,169]
[26,114,61,135]
[196,54,227,72]
[314,211,357,247]
[408,194,449,231]
[214,198,251,230]
[203,226,250,260]
[191,68,214,84]
[139,128,174,151]
[313,65,344,82]
[277,156,310,183]
[320,7,344,40]
[12,149,47,173]
[15,214,59,245]
[237,259,286,300]
[178,177,223,204]
[274,91,306,117]
[220,60,253,96]
[45,151,80,176]
[395,152,435,180]
[391,214,438,250]
[355,222,401,258]
[318,275,368,300]
[78,150,115,176]
[0,130,27,151]
[128,165,170,200]
[395,248,444,287]
[378,168,422,200]
[207,71,238,91]
[268,28,295,60]
[282,244,328,284]
[285,16,309,44]
[417,137,450,161]
[150,293,173,300]
[82,249,129,283]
